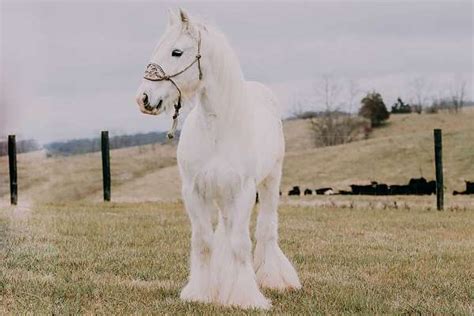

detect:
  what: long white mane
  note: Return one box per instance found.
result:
[189,22,247,119]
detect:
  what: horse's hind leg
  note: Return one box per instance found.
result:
[254,163,301,290]
[180,184,214,303]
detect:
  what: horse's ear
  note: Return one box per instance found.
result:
[167,8,179,27]
[179,8,190,24]
[178,8,197,34]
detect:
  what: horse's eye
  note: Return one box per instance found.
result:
[172,49,183,57]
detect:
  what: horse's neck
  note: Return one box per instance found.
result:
[192,29,251,140]
[197,64,248,135]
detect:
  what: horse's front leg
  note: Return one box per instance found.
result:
[180,184,214,303]
[211,179,271,309]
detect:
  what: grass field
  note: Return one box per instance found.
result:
[0,110,473,313]
[1,201,473,314]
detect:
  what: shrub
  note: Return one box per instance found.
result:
[359,91,390,127]
[310,111,370,147]
[391,98,412,114]
[425,105,439,114]
[412,104,422,114]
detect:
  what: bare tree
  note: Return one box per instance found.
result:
[315,74,342,111]
[347,79,360,113]
[309,75,369,147]
[410,77,429,112]
[290,99,305,119]
[310,112,369,147]
[426,89,448,114]
[288,75,371,147]
[449,76,467,113]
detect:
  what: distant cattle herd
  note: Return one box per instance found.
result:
[453,181,474,195]
[286,178,474,196]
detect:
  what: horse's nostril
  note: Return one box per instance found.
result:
[156,99,163,110]
[142,93,149,106]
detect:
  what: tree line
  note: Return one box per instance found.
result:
[44,131,174,156]
[0,131,176,157]
[0,139,40,156]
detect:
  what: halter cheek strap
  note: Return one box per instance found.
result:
[143,32,203,139]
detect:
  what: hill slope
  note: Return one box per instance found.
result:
[282,110,474,192]
[1,109,473,204]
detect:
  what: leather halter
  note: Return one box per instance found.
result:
[143,32,203,139]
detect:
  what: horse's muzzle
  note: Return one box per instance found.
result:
[139,93,162,114]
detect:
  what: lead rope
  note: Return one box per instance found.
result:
[167,80,182,139]
[143,31,202,139]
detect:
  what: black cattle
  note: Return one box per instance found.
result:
[387,178,436,195]
[304,188,313,195]
[255,192,259,204]
[453,181,474,195]
[338,190,352,195]
[389,184,410,195]
[467,181,474,193]
[351,182,379,195]
[300,178,438,196]
[288,186,301,196]
[375,183,389,195]
[426,180,436,195]
[408,177,436,195]
[316,187,333,195]
[346,179,436,196]
[350,185,370,195]
[408,177,426,194]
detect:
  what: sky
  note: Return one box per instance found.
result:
[1,0,473,143]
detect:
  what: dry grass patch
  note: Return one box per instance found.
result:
[1,202,472,314]
[0,143,177,203]
[282,125,474,194]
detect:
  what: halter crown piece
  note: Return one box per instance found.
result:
[143,31,203,139]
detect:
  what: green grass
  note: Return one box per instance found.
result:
[1,202,473,314]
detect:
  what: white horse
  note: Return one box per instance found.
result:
[135,9,301,309]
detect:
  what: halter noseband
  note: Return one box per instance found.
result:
[143,32,203,139]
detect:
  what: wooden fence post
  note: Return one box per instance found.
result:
[101,131,111,202]
[8,135,17,205]
[434,129,443,210]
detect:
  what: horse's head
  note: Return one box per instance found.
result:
[136,9,203,116]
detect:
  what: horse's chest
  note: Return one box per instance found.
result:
[178,139,252,199]
[177,109,257,195]
[178,144,240,179]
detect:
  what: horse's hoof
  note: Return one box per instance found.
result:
[180,283,211,303]
[224,292,271,310]
[255,246,302,291]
